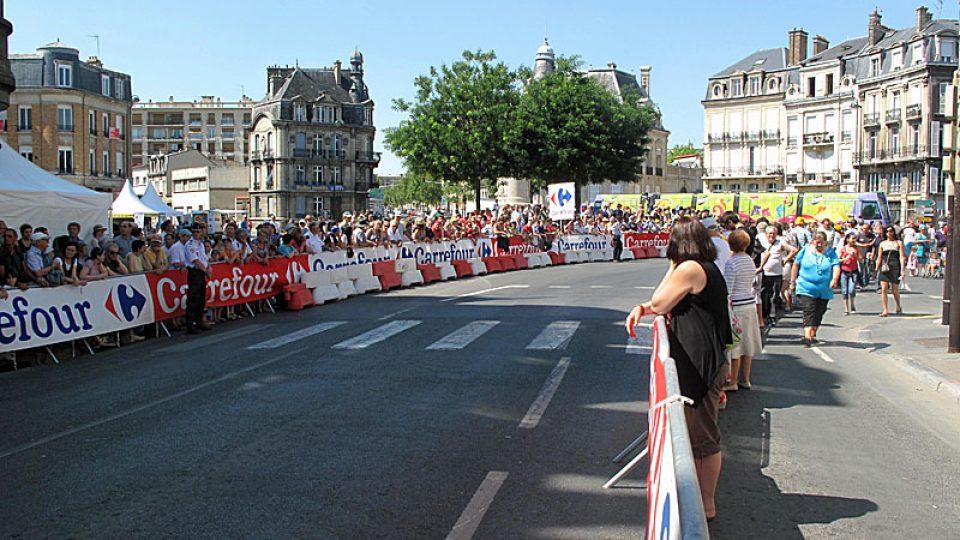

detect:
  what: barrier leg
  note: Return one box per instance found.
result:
[603,446,648,489]
[158,321,172,338]
[44,346,60,365]
[81,338,96,356]
[245,303,257,318]
[612,431,648,463]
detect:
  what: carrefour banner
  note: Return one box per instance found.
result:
[147,256,309,321]
[493,237,542,256]
[624,232,670,249]
[400,239,488,264]
[551,234,610,253]
[0,275,155,353]
[308,246,393,271]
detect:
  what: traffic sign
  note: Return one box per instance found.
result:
[916,199,936,207]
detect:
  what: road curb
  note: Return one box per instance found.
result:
[860,326,960,407]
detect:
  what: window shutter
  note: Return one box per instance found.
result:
[931,121,941,157]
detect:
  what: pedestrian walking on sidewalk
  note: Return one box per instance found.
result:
[625,217,732,521]
[724,229,762,391]
[877,226,905,317]
[839,233,861,315]
[790,231,840,347]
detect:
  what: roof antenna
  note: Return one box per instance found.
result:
[87,34,101,57]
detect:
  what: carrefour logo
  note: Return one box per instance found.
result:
[478,242,493,258]
[104,284,147,322]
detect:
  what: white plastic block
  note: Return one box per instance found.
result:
[347,264,373,279]
[302,271,331,288]
[470,260,488,275]
[337,280,358,299]
[537,253,552,266]
[395,258,416,273]
[401,269,424,287]
[329,268,350,284]
[353,275,383,293]
[438,264,457,281]
[311,284,341,304]
[620,249,634,261]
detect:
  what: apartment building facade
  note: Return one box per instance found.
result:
[0,0,14,111]
[4,42,132,192]
[248,49,379,220]
[131,95,253,169]
[703,6,959,224]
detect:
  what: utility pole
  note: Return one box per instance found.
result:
[949,68,960,351]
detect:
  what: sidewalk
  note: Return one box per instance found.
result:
[835,275,960,406]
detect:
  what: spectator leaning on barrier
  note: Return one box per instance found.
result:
[105,244,130,275]
[17,223,33,256]
[24,232,62,287]
[145,235,169,272]
[60,242,85,286]
[113,221,135,259]
[167,229,192,270]
[80,247,115,281]
[625,217,732,521]
[89,224,108,253]
[126,240,154,273]
[1,228,28,291]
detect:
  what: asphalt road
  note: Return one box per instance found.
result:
[1,258,959,539]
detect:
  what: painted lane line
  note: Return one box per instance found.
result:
[519,356,572,429]
[377,306,417,321]
[0,349,303,460]
[810,346,835,363]
[548,285,571,289]
[525,321,581,350]
[445,471,509,540]
[332,320,422,349]
[590,285,613,289]
[427,321,500,350]
[626,337,652,355]
[634,286,655,290]
[246,321,347,349]
[440,284,530,303]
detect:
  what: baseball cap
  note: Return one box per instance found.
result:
[179,228,192,236]
[701,217,720,230]
[93,224,107,232]
[32,232,49,241]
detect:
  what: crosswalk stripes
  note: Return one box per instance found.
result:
[525,321,581,350]
[332,320,422,350]
[426,321,501,350]
[247,321,347,350]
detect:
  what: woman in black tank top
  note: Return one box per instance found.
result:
[625,217,732,521]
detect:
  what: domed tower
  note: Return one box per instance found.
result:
[349,47,367,102]
[533,38,555,80]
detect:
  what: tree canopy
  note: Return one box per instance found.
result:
[383,175,443,208]
[668,142,702,163]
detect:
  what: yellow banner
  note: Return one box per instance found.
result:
[801,193,857,223]
[738,193,798,221]
[655,194,695,210]
[695,193,735,214]
[604,194,646,211]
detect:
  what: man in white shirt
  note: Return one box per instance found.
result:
[166,229,191,269]
[703,217,731,275]
[610,217,623,261]
[305,222,325,254]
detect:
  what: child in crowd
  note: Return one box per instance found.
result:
[907,244,920,277]
[924,250,943,278]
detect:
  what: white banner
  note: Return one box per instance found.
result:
[399,240,483,265]
[307,246,394,272]
[550,234,610,253]
[548,182,576,221]
[0,275,155,353]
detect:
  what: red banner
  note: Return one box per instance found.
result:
[493,236,542,256]
[624,232,670,249]
[109,127,121,140]
[146,255,309,320]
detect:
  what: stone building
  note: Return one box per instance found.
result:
[703,6,959,223]
[4,42,132,193]
[131,95,253,168]
[247,49,379,220]
[0,0,14,111]
[132,148,220,201]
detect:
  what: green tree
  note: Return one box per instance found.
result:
[385,50,520,212]
[668,142,702,163]
[507,68,655,210]
[383,174,443,209]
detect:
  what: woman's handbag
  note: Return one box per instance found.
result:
[881,253,890,273]
[726,299,742,353]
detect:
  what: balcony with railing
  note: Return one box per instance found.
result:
[703,165,783,178]
[293,148,310,158]
[355,151,382,164]
[885,109,902,124]
[854,145,928,165]
[57,123,74,132]
[906,104,922,120]
[786,136,798,147]
[743,131,761,142]
[863,113,880,128]
[803,132,834,146]
[762,129,780,141]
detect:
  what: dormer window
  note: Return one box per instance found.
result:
[767,78,778,92]
[293,102,306,122]
[712,84,722,97]
[913,40,925,65]
[938,38,956,63]
[56,63,72,87]
[870,56,881,77]
[892,48,903,70]
[731,78,742,97]
[749,77,760,96]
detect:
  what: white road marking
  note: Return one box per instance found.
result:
[626,337,652,354]
[810,346,835,363]
[634,286,655,290]
[427,321,500,350]
[440,284,530,303]
[445,471,509,540]
[590,285,613,289]
[377,306,417,321]
[526,321,581,350]
[0,349,303,460]
[246,321,346,349]
[929,295,944,300]
[548,285,571,289]
[332,320,421,349]
[519,357,572,429]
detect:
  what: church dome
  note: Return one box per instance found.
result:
[536,38,555,60]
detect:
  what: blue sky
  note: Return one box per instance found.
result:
[7,0,951,175]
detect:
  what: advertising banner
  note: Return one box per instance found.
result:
[548,182,576,221]
[801,193,857,224]
[738,192,798,222]
[308,246,393,271]
[695,193,735,215]
[147,256,308,321]
[550,234,610,253]
[400,239,483,264]
[623,232,670,249]
[493,237,542,256]
[646,317,682,540]
[0,275,155,352]
[655,194,695,211]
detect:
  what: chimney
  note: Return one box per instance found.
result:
[813,35,829,55]
[87,56,102,68]
[267,66,284,96]
[639,65,651,96]
[788,28,809,66]
[334,60,342,85]
[917,6,933,31]
[868,10,883,45]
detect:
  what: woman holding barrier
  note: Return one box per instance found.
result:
[625,217,732,521]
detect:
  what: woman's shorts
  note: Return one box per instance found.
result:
[684,362,730,459]
[798,294,829,327]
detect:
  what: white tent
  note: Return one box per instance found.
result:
[0,141,111,238]
[138,182,180,216]
[112,179,160,218]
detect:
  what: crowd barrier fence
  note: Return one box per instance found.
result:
[0,233,669,354]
